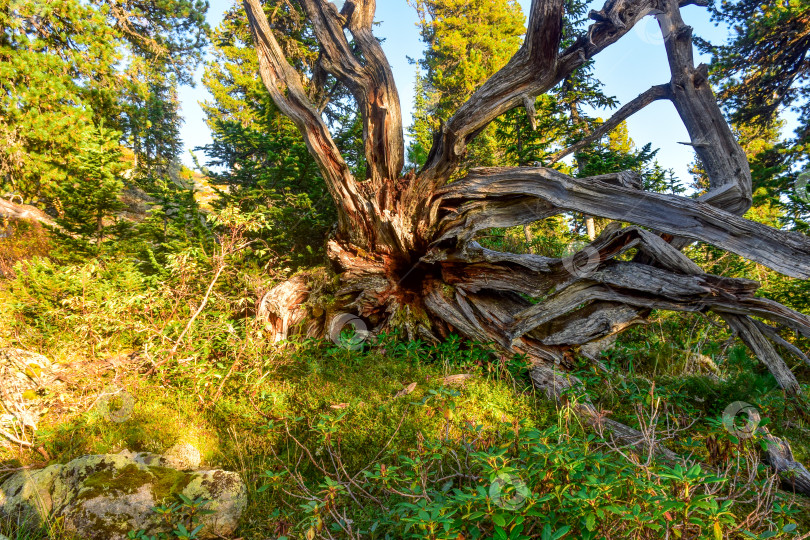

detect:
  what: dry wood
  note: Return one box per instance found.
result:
[243,0,810,495]
[299,0,404,185]
[761,430,810,495]
[438,167,810,278]
[257,274,313,341]
[0,198,56,227]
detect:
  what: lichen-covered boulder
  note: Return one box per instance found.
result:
[0,451,246,540]
[0,464,62,529]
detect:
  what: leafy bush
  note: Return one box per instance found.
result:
[0,218,50,278]
[260,414,804,540]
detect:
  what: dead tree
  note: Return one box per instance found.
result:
[244,0,810,493]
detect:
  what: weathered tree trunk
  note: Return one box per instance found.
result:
[244,0,810,493]
[0,198,55,227]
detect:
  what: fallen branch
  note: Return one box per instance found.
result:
[0,198,56,227]
[0,427,49,459]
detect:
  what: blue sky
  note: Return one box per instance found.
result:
[178,0,731,182]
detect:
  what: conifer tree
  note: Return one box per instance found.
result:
[408,0,526,168]
[0,0,209,204]
[54,125,127,255]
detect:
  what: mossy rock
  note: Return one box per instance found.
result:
[0,464,62,528]
[0,451,246,540]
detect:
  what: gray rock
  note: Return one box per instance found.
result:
[0,451,246,540]
[163,443,202,471]
[0,464,62,528]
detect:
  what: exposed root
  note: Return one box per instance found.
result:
[258,273,325,341]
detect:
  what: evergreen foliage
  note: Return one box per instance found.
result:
[52,125,127,256]
[0,0,209,203]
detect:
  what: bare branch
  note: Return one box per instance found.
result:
[438,224,704,297]
[438,167,810,279]
[761,430,810,495]
[342,0,405,184]
[412,0,680,207]
[436,198,560,244]
[657,0,752,216]
[438,222,810,377]
[506,265,810,351]
[435,171,639,243]
[244,0,374,244]
[298,0,404,185]
[537,302,645,347]
[423,282,565,363]
[418,0,566,184]
[548,84,672,164]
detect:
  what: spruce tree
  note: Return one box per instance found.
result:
[0,0,209,204]
[408,0,526,168]
[54,125,127,255]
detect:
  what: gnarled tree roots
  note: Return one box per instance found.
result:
[245,0,810,496]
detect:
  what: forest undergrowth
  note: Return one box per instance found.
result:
[1,218,809,540]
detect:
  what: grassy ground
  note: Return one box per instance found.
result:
[1,335,547,538]
[2,253,810,539]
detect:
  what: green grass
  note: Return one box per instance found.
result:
[2,256,810,539]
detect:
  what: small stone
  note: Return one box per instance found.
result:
[163,442,202,471]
